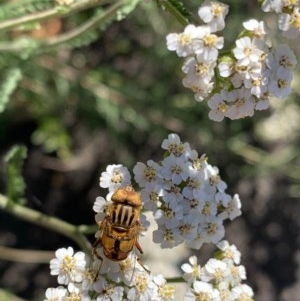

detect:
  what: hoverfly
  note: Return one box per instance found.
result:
[93,186,144,263]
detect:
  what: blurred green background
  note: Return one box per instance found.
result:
[0,0,300,300]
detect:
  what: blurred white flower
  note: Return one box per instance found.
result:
[230,284,254,300]
[166,24,203,57]
[44,286,67,301]
[216,240,241,265]
[185,281,220,301]
[208,91,228,122]
[198,0,229,32]
[243,19,266,39]
[99,164,131,192]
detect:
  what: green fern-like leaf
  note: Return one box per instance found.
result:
[156,0,191,25]
[0,0,55,21]
[0,68,22,113]
[31,117,71,159]
[41,29,100,52]
[66,29,100,48]
[4,145,27,203]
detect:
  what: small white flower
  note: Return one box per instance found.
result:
[225,87,255,120]
[162,183,184,203]
[233,37,263,66]
[227,264,247,286]
[93,196,107,213]
[230,284,254,300]
[217,193,242,221]
[278,7,300,39]
[205,164,227,193]
[160,154,189,185]
[166,24,204,57]
[93,196,108,223]
[192,26,224,61]
[178,217,198,242]
[186,227,206,250]
[127,272,157,301]
[118,253,146,286]
[208,90,229,122]
[255,92,270,110]
[182,54,216,85]
[153,226,183,248]
[243,70,269,97]
[153,274,175,301]
[94,253,122,281]
[133,160,161,187]
[201,258,228,284]
[185,281,220,301]
[181,255,201,283]
[198,198,218,221]
[94,277,124,301]
[261,0,283,13]
[203,216,225,244]
[50,247,86,285]
[272,44,297,72]
[161,133,192,158]
[216,240,241,265]
[44,287,67,301]
[193,81,215,102]
[182,170,205,200]
[81,264,98,291]
[198,0,229,32]
[243,19,266,39]
[140,183,163,211]
[218,59,234,78]
[99,164,131,192]
[268,70,293,98]
[67,282,91,301]
[154,201,183,229]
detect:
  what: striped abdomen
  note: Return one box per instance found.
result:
[109,203,140,228]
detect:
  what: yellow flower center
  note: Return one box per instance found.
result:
[203,34,218,47]
[61,255,75,273]
[179,33,192,45]
[144,166,156,181]
[111,171,123,184]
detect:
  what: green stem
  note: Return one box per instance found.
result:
[162,0,189,26]
[0,193,92,255]
[44,0,124,49]
[78,224,99,235]
[0,289,27,301]
[166,276,185,283]
[0,245,54,263]
[0,0,125,52]
[0,0,104,32]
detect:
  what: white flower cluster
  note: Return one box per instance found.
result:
[134,133,241,249]
[182,240,254,301]
[45,246,175,301]
[45,247,92,301]
[166,0,228,104]
[166,0,297,121]
[261,0,300,39]
[99,133,241,250]
[44,134,251,301]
